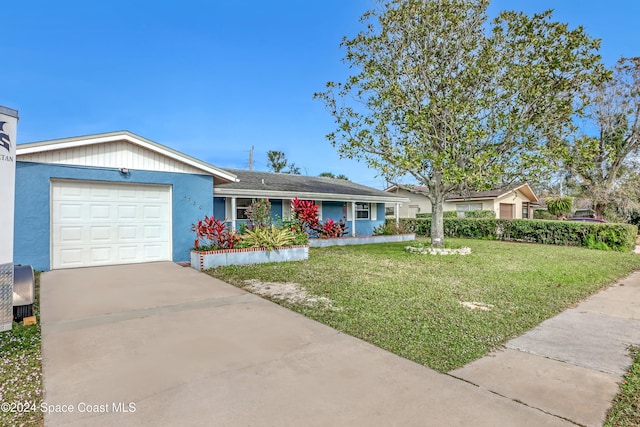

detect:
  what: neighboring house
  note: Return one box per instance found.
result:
[14,131,408,271]
[213,169,409,236]
[385,183,539,219]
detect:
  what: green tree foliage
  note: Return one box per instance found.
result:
[319,172,350,180]
[565,57,640,219]
[267,150,302,174]
[546,196,573,218]
[286,163,302,175]
[266,150,287,173]
[245,199,272,228]
[314,0,607,246]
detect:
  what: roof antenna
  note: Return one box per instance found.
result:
[261,178,265,185]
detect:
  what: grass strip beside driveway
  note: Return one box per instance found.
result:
[605,347,640,427]
[209,238,640,372]
[0,274,42,427]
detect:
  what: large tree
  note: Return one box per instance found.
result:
[266,150,288,173]
[314,0,607,246]
[565,57,640,219]
[266,150,302,174]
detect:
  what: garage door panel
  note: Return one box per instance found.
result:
[90,204,112,221]
[117,187,138,201]
[142,189,166,202]
[90,186,111,200]
[90,226,112,242]
[143,205,163,220]
[118,225,138,240]
[55,184,83,199]
[143,225,163,239]
[58,248,84,267]
[118,246,139,261]
[59,226,83,243]
[90,247,112,263]
[143,244,165,259]
[51,181,172,269]
[499,203,514,219]
[58,203,83,221]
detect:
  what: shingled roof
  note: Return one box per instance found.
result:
[215,169,409,203]
[388,183,538,203]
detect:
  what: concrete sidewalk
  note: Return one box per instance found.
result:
[41,263,572,427]
[451,270,640,427]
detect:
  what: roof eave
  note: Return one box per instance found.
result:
[446,196,497,202]
[17,131,238,183]
[214,188,409,203]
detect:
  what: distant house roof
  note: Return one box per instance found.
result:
[17,131,238,184]
[215,169,410,203]
[386,183,539,203]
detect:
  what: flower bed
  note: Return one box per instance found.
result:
[308,233,415,248]
[191,245,309,271]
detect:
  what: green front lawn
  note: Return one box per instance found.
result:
[209,238,640,372]
[0,274,42,427]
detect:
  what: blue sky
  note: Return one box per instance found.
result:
[3,1,639,188]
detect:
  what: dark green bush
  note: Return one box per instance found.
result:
[416,211,458,219]
[464,210,496,219]
[373,222,410,235]
[390,218,638,251]
[533,209,554,220]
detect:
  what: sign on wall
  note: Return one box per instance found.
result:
[0,106,18,265]
[0,105,18,332]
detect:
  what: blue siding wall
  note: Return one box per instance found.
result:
[321,201,350,234]
[355,203,386,236]
[213,197,226,219]
[14,161,214,271]
[207,198,385,237]
[321,201,347,221]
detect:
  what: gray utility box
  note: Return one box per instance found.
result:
[13,265,35,322]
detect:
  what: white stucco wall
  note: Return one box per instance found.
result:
[385,188,432,218]
[386,187,536,219]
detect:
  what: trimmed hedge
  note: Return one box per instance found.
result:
[464,210,496,219]
[392,218,638,251]
[416,211,458,219]
[533,209,554,220]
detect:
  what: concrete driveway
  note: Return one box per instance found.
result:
[41,262,568,426]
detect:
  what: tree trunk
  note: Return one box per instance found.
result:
[429,174,446,247]
[431,197,445,247]
[594,202,606,220]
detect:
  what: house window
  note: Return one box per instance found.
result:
[236,198,252,219]
[355,202,370,219]
[522,204,529,219]
[385,206,395,216]
[456,203,482,217]
[456,203,483,212]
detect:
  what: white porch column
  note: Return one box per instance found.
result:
[231,197,237,231]
[351,202,357,237]
[395,203,400,226]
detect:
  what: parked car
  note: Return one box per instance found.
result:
[569,217,607,223]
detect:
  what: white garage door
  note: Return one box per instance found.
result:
[51,180,172,269]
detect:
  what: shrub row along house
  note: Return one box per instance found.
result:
[14,131,408,271]
[384,184,539,220]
